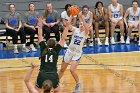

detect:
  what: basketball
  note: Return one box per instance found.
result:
[69,5,80,16]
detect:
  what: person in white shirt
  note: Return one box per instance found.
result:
[108,0,125,44]
[61,4,77,48]
[124,0,140,45]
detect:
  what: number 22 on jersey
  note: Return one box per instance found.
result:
[45,55,53,62]
[74,39,81,45]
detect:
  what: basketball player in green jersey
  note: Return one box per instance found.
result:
[24,17,68,93]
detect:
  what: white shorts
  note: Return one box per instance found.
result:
[62,49,82,63]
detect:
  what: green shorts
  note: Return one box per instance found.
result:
[36,70,59,88]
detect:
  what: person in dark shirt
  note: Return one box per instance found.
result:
[24,17,68,93]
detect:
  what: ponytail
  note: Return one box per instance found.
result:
[39,45,49,59]
[43,80,53,93]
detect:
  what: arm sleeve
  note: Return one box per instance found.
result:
[5,14,9,24]
[55,11,60,20]
[23,12,28,23]
[61,12,65,19]
[18,13,22,21]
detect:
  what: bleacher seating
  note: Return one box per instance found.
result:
[0,0,138,46]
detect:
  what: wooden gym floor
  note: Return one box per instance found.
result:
[0,52,140,93]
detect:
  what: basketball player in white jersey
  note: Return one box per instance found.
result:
[93,1,109,45]
[59,14,89,93]
[124,0,140,45]
[61,4,77,48]
[108,0,125,44]
[79,5,94,46]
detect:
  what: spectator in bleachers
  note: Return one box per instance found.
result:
[42,2,60,42]
[79,5,94,46]
[93,1,109,45]
[5,4,29,54]
[108,0,125,44]
[124,0,140,45]
[23,3,39,51]
[61,4,77,48]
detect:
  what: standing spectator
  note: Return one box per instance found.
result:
[5,4,29,54]
[108,0,125,44]
[93,1,109,45]
[79,5,94,46]
[61,4,77,48]
[43,2,60,42]
[23,3,39,51]
[124,0,140,45]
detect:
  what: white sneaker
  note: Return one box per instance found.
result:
[126,37,130,44]
[73,83,82,93]
[84,44,87,47]
[97,41,102,45]
[89,42,93,46]
[120,36,125,43]
[14,48,19,54]
[64,43,68,48]
[105,37,109,45]
[138,42,140,46]
[111,37,116,44]
[30,44,37,52]
[96,38,102,45]
[22,47,30,53]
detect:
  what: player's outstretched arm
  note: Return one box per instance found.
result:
[58,27,68,47]
[24,63,39,93]
[37,17,43,43]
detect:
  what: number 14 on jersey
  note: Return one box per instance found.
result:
[45,55,53,62]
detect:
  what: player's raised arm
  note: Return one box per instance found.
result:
[24,63,38,93]
[58,27,68,47]
[37,17,43,43]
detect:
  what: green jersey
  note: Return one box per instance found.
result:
[39,41,62,72]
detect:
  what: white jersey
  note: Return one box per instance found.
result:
[61,11,69,21]
[110,3,121,19]
[83,11,91,24]
[128,7,140,23]
[68,26,87,53]
[61,11,76,25]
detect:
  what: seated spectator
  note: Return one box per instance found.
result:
[79,5,94,46]
[23,3,39,51]
[42,2,60,42]
[61,4,77,47]
[5,4,29,54]
[93,1,109,45]
[108,0,125,44]
[124,0,140,45]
